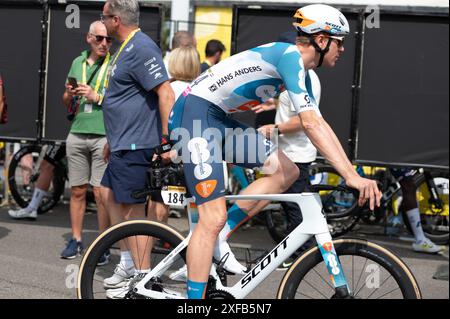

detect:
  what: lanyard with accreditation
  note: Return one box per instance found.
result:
[70,52,110,117]
[101,28,141,101]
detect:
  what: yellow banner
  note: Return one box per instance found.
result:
[194,7,232,62]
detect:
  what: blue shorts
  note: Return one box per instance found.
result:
[168,94,277,205]
[101,149,155,204]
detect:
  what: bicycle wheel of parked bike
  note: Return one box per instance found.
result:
[402,171,449,244]
[8,145,66,214]
[277,238,421,299]
[78,220,186,299]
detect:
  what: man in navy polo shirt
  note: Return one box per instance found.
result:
[99,0,175,296]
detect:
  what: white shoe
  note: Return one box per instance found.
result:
[8,208,37,220]
[103,264,135,289]
[219,251,247,275]
[412,238,444,254]
[105,272,145,299]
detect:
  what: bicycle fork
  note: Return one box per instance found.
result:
[315,232,352,298]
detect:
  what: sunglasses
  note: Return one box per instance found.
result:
[100,14,116,23]
[329,36,345,48]
[91,34,113,43]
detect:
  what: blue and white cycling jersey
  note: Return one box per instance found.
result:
[185,42,321,116]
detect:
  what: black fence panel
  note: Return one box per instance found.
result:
[0,3,43,141]
[357,14,449,169]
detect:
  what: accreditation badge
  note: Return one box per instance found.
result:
[84,104,93,113]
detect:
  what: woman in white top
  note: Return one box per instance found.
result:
[168,46,201,99]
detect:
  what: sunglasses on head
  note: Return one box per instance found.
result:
[91,34,113,43]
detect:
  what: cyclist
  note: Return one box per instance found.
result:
[168,4,381,299]
[390,168,444,253]
[8,145,65,220]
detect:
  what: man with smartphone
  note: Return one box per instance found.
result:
[58,20,113,262]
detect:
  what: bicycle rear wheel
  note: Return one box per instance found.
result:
[77,220,186,299]
[8,145,66,214]
[277,238,421,299]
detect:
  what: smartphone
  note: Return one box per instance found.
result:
[67,77,78,89]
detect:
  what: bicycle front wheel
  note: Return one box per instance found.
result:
[277,238,421,299]
[77,220,186,299]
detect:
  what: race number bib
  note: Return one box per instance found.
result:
[161,186,187,207]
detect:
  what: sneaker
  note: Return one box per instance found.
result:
[8,208,37,220]
[103,264,136,289]
[60,239,84,259]
[97,250,111,266]
[106,272,146,299]
[412,238,444,254]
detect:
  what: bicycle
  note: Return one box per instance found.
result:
[260,163,361,243]
[360,167,449,244]
[8,143,98,214]
[8,144,67,214]
[77,155,422,299]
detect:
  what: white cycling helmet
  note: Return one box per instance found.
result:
[293,4,350,37]
[292,4,349,67]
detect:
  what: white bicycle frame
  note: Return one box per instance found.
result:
[133,192,351,299]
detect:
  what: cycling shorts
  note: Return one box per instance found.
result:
[168,93,277,206]
[44,144,66,166]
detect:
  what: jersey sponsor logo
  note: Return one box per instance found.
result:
[126,44,134,52]
[234,66,262,77]
[191,74,209,88]
[183,86,191,96]
[322,242,333,252]
[216,73,234,88]
[144,57,157,66]
[195,180,217,198]
[255,85,276,101]
[209,84,218,92]
[194,163,212,180]
[237,100,260,111]
[154,72,163,80]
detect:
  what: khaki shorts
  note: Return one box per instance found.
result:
[66,133,107,187]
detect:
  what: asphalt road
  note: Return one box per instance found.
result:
[0,202,448,299]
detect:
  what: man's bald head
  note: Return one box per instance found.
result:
[89,21,107,35]
[171,31,196,50]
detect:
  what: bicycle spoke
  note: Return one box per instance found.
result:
[363,273,394,299]
[354,257,369,295]
[301,277,330,299]
[375,286,401,299]
[312,268,334,292]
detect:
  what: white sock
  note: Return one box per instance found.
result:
[28,188,47,211]
[406,208,426,244]
[119,251,135,270]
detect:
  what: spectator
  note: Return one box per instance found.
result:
[59,21,112,262]
[0,73,7,124]
[9,145,66,220]
[200,39,226,73]
[168,46,201,98]
[164,31,197,77]
[99,0,175,297]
